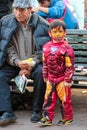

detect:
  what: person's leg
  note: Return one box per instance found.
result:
[30,64,46,122]
[56,81,73,125]
[42,82,57,122]
[0,64,19,126]
[62,87,73,120]
[38,82,57,126]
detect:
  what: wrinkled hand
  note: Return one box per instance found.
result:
[18,61,32,77]
[19,69,31,77]
[18,61,29,70]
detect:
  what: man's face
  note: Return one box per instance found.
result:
[13,7,32,25]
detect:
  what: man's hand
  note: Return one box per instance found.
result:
[18,61,33,77]
[19,69,31,77]
[18,61,29,70]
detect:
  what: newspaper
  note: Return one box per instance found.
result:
[14,74,28,93]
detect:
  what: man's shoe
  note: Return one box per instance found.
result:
[0,112,17,126]
[38,117,52,127]
[31,112,42,123]
[57,119,73,126]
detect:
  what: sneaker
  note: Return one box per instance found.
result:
[38,117,52,126]
[57,119,73,126]
[0,112,17,126]
[31,112,42,123]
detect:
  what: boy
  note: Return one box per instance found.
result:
[38,20,74,126]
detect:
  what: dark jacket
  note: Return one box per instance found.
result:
[0,12,50,67]
[0,0,13,19]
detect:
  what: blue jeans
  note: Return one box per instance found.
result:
[0,64,46,113]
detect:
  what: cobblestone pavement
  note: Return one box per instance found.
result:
[0,88,87,130]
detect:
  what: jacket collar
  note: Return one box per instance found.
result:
[28,12,38,29]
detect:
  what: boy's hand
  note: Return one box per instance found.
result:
[44,78,47,83]
[63,81,73,87]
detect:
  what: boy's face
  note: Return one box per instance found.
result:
[49,26,66,42]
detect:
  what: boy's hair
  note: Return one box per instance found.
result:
[48,20,66,32]
[37,0,51,4]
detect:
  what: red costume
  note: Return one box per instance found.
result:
[42,39,74,121]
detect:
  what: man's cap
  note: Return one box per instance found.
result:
[12,0,31,8]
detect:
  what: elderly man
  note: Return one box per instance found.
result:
[0,0,50,126]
